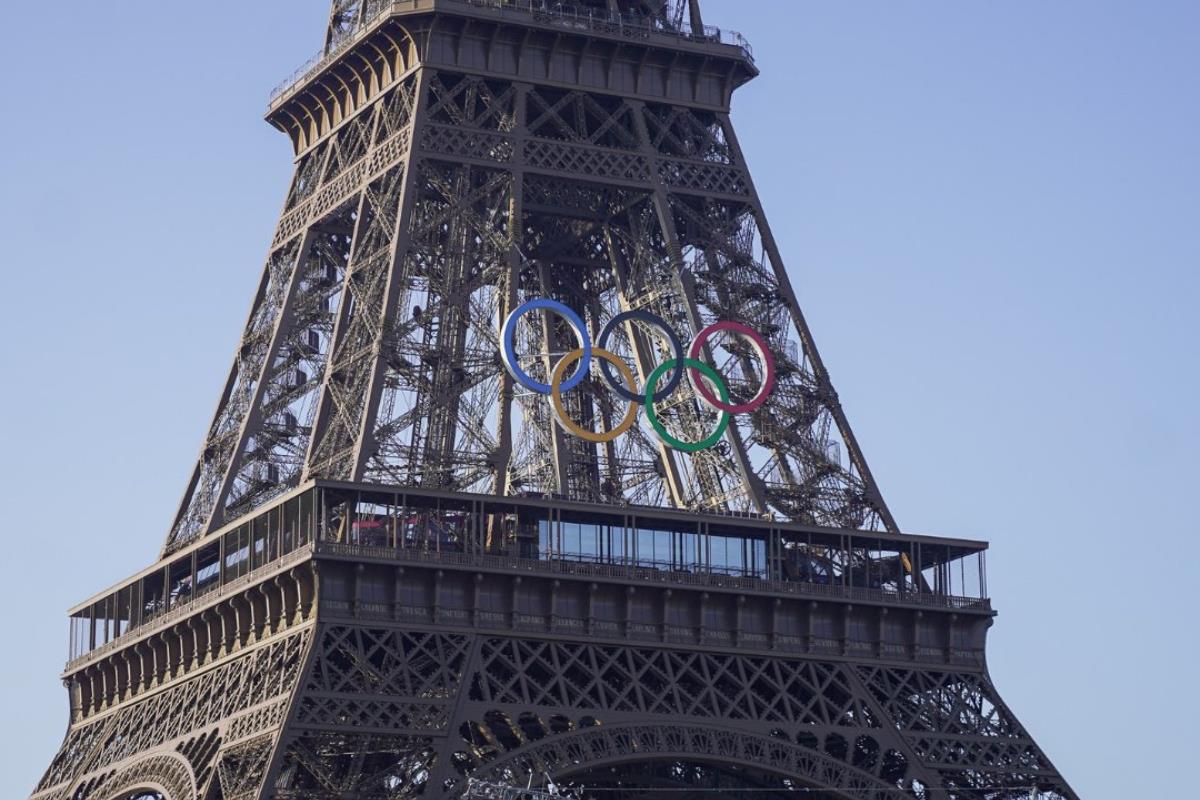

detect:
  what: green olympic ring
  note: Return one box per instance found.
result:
[644,358,732,453]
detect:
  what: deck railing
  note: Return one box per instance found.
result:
[64,545,312,672]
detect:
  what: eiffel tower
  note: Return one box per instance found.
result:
[30,2,1078,799]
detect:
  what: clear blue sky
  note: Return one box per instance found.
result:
[1,2,1196,797]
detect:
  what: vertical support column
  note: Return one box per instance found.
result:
[509,575,521,628]
[623,586,636,637]
[433,569,444,625]
[493,83,531,498]
[533,260,576,494]
[602,225,689,507]
[734,594,745,647]
[770,597,781,651]
[393,566,406,621]
[911,610,922,660]
[472,573,484,627]
[352,70,433,481]
[550,579,561,628]
[877,607,888,658]
[804,600,816,653]
[352,563,364,617]
[200,610,217,663]
[661,589,672,641]
[581,288,625,499]
[629,100,768,515]
[206,229,318,534]
[69,678,84,723]
[302,71,431,481]
[300,564,317,622]
[118,651,132,702]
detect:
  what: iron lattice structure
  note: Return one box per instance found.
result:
[31,3,1077,800]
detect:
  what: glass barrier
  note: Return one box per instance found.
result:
[314,487,987,599]
[67,489,317,662]
[68,484,986,663]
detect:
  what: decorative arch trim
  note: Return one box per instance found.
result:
[472,723,910,800]
[71,752,196,800]
[106,784,170,800]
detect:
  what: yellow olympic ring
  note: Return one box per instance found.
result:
[550,348,639,443]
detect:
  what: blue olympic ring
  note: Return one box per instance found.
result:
[596,309,685,404]
[501,299,592,395]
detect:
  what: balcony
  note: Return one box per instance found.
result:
[269,0,754,107]
[65,481,990,670]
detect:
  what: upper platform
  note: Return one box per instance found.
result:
[66,479,990,671]
[266,0,758,151]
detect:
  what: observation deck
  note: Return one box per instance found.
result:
[64,480,992,699]
[265,0,758,152]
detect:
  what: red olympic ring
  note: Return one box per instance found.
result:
[686,321,776,415]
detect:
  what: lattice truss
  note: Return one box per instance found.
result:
[273,627,465,798]
[671,188,881,526]
[496,81,890,527]
[257,627,1072,799]
[32,630,311,800]
[460,637,1072,799]
[164,67,893,556]
[361,75,518,491]
[165,78,420,554]
[857,668,1072,798]
[646,102,887,529]
[32,629,1071,799]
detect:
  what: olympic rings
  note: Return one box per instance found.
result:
[499,299,775,452]
[596,309,685,404]
[688,321,776,414]
[502,299,591,394]
[551,348,639,443]
[645,358,732,453]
